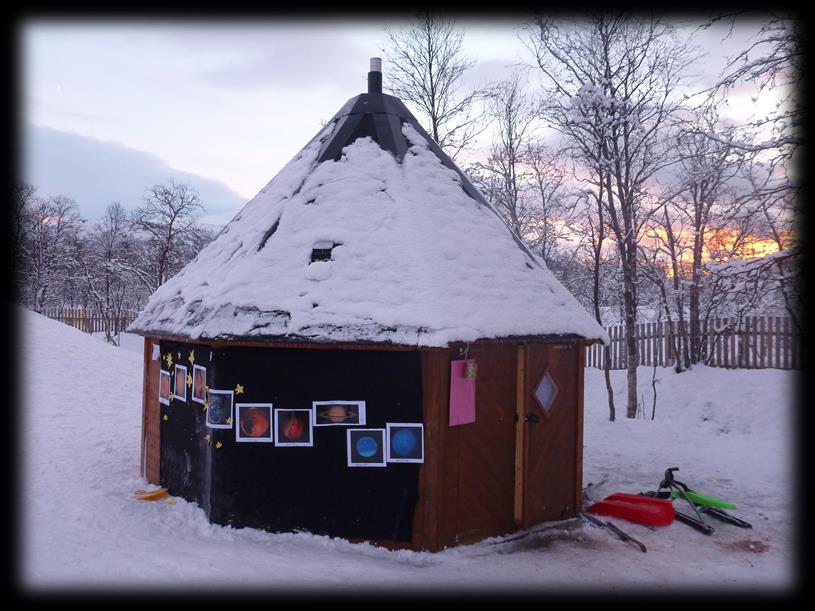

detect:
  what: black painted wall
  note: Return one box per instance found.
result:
[159,342,423,542]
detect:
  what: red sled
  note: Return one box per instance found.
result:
[587,492,676,527]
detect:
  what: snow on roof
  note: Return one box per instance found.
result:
[129,115,607,347]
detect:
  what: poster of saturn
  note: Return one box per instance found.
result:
[312,400,366,426]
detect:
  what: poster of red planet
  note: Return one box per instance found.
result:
[235,403,273,443]
[174,364,188,403]
[158,370,171,406]
[273,409,313,447]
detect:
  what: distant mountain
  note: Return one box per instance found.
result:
[21,124,247,224]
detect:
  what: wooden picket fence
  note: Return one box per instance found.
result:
[41,306,139,335]
[586,315,804,370]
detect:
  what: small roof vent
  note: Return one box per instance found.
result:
[310,240,340,263]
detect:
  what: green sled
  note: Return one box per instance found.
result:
[671,490,736,509]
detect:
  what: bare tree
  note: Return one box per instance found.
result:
[128,180,205,293]
[11,182,38,302]
[640,105,746,368]
[19,194,81,312]
[478,74,538,238]
[526,15,698,418]
[583,186,618,421]
[383,11,489,158]
[70,202,136,345]
[524,142,577,266]
[702,14,801,163]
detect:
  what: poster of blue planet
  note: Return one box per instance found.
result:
[206,389,234,429]
[347,428,386,467]
[385,423,424,463]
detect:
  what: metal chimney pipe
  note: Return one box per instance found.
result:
[368,57,382,94]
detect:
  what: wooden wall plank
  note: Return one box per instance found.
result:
[143,337,162,484]
[417,350,451,551]
[514,344,526,526]
[574,344,585,513]
[140,337,150,478]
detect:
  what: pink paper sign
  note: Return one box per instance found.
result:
[449,359,476,426]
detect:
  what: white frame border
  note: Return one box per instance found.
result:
[235,403,274,443]
[347,428,387,467]
[206,389,234,429]
[312,400,367,427]
[273,409,314,447]
[191,364,207,404]
[385,423,424,463]
[173,364,188,403]
[158,369,171,406]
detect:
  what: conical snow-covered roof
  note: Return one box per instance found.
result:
[129,61,607,347]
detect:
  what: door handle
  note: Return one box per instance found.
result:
[524,412,541,424]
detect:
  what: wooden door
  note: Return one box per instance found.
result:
[516,342,581,527]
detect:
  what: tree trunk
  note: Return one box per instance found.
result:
[622,265,639,419]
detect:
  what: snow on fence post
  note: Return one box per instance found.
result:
[776,315,784,369]
[782,317,790,369]
[716,318,723,367]
[793,317,799,370]
[732,318,739,368]
[751,316,759,369]
[641,323,647,367]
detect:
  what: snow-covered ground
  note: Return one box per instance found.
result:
[20,307,798,594]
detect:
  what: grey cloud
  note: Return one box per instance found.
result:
[22,124,246,221]
[158,23,386,91]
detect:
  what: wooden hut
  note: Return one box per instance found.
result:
[129,58,607,551]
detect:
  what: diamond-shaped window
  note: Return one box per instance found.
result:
[533,370,559,414]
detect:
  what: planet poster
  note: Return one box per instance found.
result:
[191,365,207,404]
[206,389,234,429]
[347,429,386,467]
[173,364,187,402]
[273,409,313,447]
[235,403,273,443]
[312,400,366,426]
[158,370,171,406]
[385,423,424,463]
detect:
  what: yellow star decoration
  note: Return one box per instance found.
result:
[202,401,208,411]
[165,353,173,367]
[203,433,211,444]
[188,349,195,365]
[235,383,244,395]
[186,373,192,387]
[215,441,223,449]
[162,415,168,422]
[225,417,233,425]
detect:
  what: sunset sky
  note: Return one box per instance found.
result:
[19,15,780,224]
